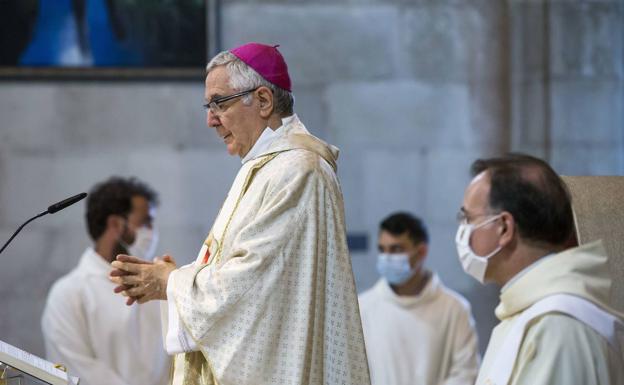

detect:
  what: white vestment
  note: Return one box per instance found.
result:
[165,115,371,385]
[476,241,624,385]
[42,247,171,385]
[359,274,479,385]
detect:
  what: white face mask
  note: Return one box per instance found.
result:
[455,214,502,284]
[376,253,416,285]
[123,226,159,261]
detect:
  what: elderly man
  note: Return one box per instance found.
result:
[359,212,479,385]
[456,154,624,385]
[109,43,370,385]
[42,177,170,385]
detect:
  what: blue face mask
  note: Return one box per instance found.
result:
[376,253,416,285]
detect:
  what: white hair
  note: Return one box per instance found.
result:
[206,51,294,115]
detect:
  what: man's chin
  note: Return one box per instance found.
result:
[226,144,244,157]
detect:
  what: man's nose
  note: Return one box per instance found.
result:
[206,109,220,127]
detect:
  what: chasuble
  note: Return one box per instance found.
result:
[166,115,371,385]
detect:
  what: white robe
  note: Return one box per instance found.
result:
[359,275,480,385]
[165,115,371,385]
[476,241,624,385]
[41,248,171,385]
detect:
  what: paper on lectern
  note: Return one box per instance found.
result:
[0,339,79,384]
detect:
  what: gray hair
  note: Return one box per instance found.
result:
[206,51,294,116]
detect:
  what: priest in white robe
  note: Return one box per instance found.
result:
[359,212,479,385]
[42,177,170,385]
[109,42,371,385]
[456,154,624,385]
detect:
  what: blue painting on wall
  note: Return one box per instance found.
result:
[0,0,207,75]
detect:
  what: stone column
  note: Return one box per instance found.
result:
[510,0,624,174]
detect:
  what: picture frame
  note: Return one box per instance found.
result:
[0,0,219,80]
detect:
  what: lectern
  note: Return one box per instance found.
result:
[0,340,79,385]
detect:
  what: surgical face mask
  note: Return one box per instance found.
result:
[122,226,159,260]
[455,214,502,284]
[376,253,416,285]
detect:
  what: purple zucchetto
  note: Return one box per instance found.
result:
[230,42,292,92]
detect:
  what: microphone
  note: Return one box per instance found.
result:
[0,192,88,255]
[47,192,88,214]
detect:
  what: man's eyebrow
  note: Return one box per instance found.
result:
[206,93,223,102]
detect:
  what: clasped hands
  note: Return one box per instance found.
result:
[109,254,177,305]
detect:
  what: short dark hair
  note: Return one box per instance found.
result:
[86,177,158,241]
[380,212,429,245]
[470,153,574,246]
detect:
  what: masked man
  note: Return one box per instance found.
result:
[109,43,370,385]
[359,212,479,385]
[457,154,624,385]
[42,177,170,385]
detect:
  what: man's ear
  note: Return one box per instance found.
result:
[499,212,515,245]
[256,86,274,118]
[107,215,125,235]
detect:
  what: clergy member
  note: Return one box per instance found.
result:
[42,177,170,385]
[109,43,371,385]
[359,212,479,385]
[456,153,624,385]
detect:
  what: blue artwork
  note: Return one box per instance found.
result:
[0,0,206,69]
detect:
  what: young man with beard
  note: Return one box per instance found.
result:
[41,177,171,385]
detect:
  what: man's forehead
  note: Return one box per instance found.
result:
[464,170,491,207]
[204,67,232,98]
[130,195,149,211]
[378,230,413,245]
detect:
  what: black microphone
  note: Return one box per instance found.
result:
[47,192,88,214]
[0,192,88,255]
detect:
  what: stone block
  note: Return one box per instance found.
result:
[360,149,426,239]
[509,2,548,84]
[292,86,328,139]
[551,143,624,175]
[1,297,47,357]
[423,147,483,223]
[399,3,507,82]
[122,148,240,228]
[550,80,623,145]
[334,145,367,234]
[156,224,210,265]
[510,80,549,150]
[549,1,623,79]
[0,147,240,229]
[221,4,399,86]
[326,80,472,149]
[0,225,83,357]
[350,251,378,294]
[0,82,216,154]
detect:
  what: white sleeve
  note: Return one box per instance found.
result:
[41,285,129,385]
[165,268,198,354]
[442,302,480,385]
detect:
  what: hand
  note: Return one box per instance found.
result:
[109,254,177,305]
[110,255,152,305]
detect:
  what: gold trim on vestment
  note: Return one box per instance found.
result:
[171,152,280,384]
[213,153,279,266]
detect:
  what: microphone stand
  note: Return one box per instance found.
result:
[0,211,48,255]
[0,192,87,255]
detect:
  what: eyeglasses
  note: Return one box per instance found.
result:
[456,209,499,225]
[203,87,258,115]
